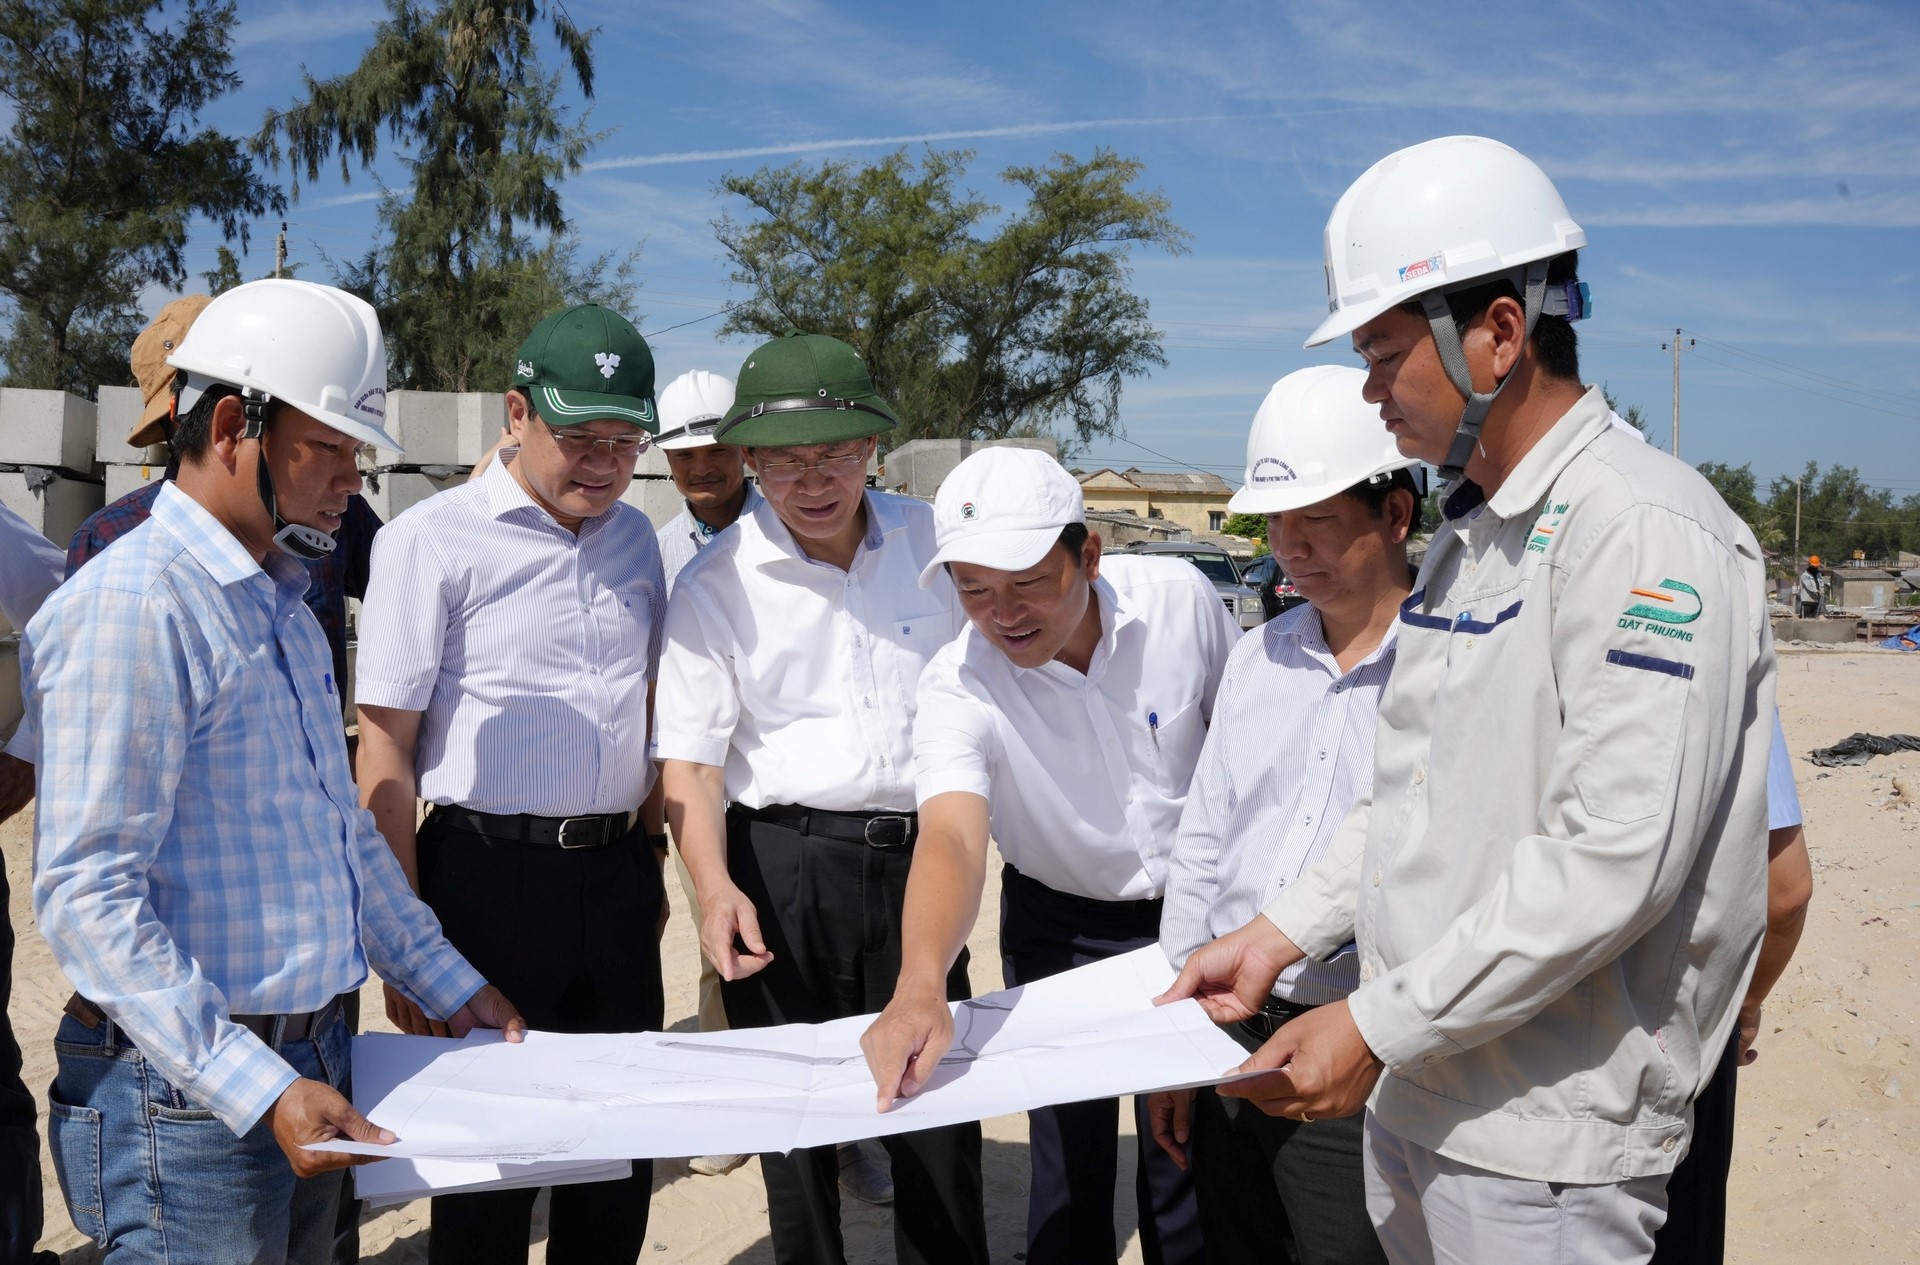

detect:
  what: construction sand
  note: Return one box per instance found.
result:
[3,646,1914,1262]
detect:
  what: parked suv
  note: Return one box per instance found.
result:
[1239,553,1307,622]
[1122,541,1265,630]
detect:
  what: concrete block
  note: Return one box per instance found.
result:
[0,639,19,744]
[618,476,683,532]
[456,393,510,465]
[0,470,103,550]
[361,468,466,522]
[104,463,164,504]
[95,386,168,465]
[0,389,97,470]
[1773,617,1857,645]
[367,391,459,466]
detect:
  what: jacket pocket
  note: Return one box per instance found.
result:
[47,1094,106,1246]
[1577,650,1692,823]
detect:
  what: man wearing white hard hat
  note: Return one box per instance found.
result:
[654,369,761,593]
[861,445,1235,1265]
[23,279,525,1263]
[1162,137,1772,1263]
[1146,366,1418,1265]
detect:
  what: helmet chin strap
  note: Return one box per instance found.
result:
[1425,259,1552,486]
[242,388,336,561]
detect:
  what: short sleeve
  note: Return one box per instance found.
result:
[352,519,451,712]
[910,645,996,806]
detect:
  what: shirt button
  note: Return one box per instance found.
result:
[1662,1136,1678,1153]
[1372,869,1382,887]
[1303,814,1314,825]
[1423,1054,1443,1066]
[863,697,873,708]
[1332,683,1346,693]
[588,665,600,675]
[1318,750,1327,761]
[1413,767,1426,785]
[1360,962,1374,982]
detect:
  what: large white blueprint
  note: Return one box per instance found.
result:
[315,947,1250,1164]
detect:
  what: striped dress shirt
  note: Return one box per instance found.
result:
[1159,601,1394,1005]
[355,457,667,816]
[659,483,762,594]
[25,483,485,1134]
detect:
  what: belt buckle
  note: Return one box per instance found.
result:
[862,815,911,849]
[557,816,604,849]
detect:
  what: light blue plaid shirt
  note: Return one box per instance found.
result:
[26,483,485,1135]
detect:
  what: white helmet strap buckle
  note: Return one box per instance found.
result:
[1428,259,1551,485]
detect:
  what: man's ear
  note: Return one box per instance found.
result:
[1469,293,1530,385]
[205,395,249,474]
[1387,488,1417,544]
[1082,530,1104,583]
[505,388,533,441]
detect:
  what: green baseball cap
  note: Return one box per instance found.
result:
[512,304,658,432]
[717,331,900,447]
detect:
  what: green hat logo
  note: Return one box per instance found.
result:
[514,304,658,432]
[718,331,900,447]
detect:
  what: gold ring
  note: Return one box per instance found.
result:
[1300,1112,1314,1124]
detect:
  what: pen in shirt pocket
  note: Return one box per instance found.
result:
[1147,711,1159,747]
[324,673,335,696]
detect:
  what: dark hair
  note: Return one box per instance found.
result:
[1398,250,1580,382]
[1056,521,1089,560]
[1340,467,1422,518]
[169,377,236,463]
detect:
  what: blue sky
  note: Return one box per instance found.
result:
[181,0,1919,497]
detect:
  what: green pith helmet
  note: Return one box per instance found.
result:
[716,331,900,447]
[513,304,658,432]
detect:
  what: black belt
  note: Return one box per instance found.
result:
[732,802,918,849]
[1237,995,1320,1043]
[436,806,634,850]
[66,993,342,1046]
[1001,863,1164,916]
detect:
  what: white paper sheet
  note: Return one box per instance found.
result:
[353,1156,633,1209]
[312,947,1251,1164]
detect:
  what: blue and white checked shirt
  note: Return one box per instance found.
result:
[1159,601,1393,1005]
[25,483,485,1135]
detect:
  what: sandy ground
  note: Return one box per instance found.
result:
[3,645,1916,1262]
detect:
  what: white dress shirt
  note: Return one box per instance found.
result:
[912,555,1238,902]
[660,483,762,594]
[656,491,962,812]
[1159,602,1394,1003]
[355,458,667,817]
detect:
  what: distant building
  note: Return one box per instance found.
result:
[1075,467,1236,537]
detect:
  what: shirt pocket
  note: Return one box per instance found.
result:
[884,611,960,707]
[1147,694,1207,794]
[1576,649,1693,824]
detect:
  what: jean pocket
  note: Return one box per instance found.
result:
[47,1094,106,1246]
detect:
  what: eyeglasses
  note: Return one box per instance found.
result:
[541,419,650,459]
[755,449,867,484]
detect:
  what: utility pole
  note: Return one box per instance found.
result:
[273,221,288,279]
[1661,328,1696,456]
[1794,477,1802,566]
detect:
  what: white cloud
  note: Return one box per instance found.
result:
[233,3,387,50]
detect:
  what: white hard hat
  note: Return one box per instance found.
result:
[655,370,737,450]
[1306,135,1586,349]
[1229,366,1423,515]
[919,447,1085,588]
[167,278,400,451]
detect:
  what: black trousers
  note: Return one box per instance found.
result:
[1651,1033,1740,1265]
[0,866,44,1265]
[418,808,666,1265]
[1188,1019,1384,1265]
[718,807,988,1265]
[999,864,1202,1265]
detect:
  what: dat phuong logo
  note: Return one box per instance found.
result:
[1618,579,1702,642]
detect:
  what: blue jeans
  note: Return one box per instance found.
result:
[46,1006,350,1264]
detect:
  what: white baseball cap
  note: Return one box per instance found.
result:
[919,447,1085,588]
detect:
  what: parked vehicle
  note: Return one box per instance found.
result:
[1122,540,1265,630]
[1239,552,1307,622]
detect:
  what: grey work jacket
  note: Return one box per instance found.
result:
[1266,388,1773,1185]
